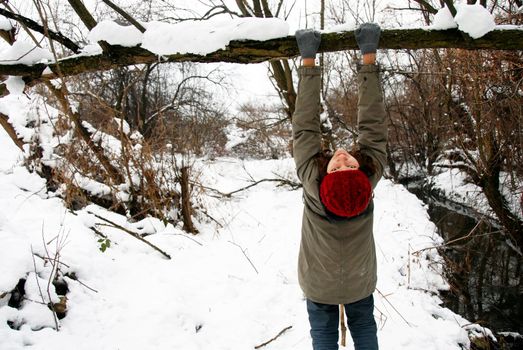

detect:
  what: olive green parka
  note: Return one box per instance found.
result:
[292,64,387,304]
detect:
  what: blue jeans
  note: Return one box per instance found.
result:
[307,294,378,350]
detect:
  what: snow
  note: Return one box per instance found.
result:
[323,20,357,34]
[5,77,25,95]
[224,124,253,151]
[140,18,289,56]
[431,167,488,212]
[0,94,37,143]
[86,17,289,56]
[455,4,496,39]
[0,41,53,65]
[0,94,480,349]
[0,15,12,31]
[87,20,143,47]
[430,6,457,30]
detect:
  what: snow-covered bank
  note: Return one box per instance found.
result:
[0,125,486,349]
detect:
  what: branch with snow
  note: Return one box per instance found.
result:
[1,26,522,88]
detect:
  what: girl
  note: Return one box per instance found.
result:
[293,23,387,350]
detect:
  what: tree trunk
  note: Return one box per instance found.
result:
[180,166,198,234]
[481,168,523,250]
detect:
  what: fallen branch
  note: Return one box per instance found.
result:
[198,177,300,198]
[88,211,172,259]
[254,325,293,349]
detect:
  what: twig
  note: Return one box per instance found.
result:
[170,233,203,246]
[88,211,171,259]
[23,297,48,305]
[64,273,98,293]
[254,325,293,349]
[33,252,71,268]
[200,210,224,228]
[228,241,258,274]
[376,288,412,327]
[408,244,412,287]
[30,245,46,305]
[198,178,300,198]
[41,226,61,331]
[412,218,484,255]
[374,304,388,330]
[89,226,108,239]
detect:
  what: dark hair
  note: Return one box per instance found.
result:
[316,147,377,182]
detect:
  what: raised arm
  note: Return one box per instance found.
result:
[292,30,322,182]
[355,24,388,185]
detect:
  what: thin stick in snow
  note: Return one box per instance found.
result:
[228,241,259,274]
[254,325,293,349]
[88,211,172,259]
[30,245,46,305]
[376,288,412,327]
[64,273,98,294]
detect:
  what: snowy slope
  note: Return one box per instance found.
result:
[0,122,481,349]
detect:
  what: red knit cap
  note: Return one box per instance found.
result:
[319,169,372,217]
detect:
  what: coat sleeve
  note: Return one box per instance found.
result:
[357,64,388,188]
[292,66,325,215]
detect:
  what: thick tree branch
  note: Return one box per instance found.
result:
[3,28,523,86]
[0,8,80,53]
[88,211,172,259]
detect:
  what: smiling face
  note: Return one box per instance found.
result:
[327,148,360,174]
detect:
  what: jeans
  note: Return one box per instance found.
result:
[307,294,378,350]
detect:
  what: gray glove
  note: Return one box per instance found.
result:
[295,29,321,59]
[354,23,381,55]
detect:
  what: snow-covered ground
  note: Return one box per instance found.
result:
[0,2,514,348]
[0,121,490,349]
